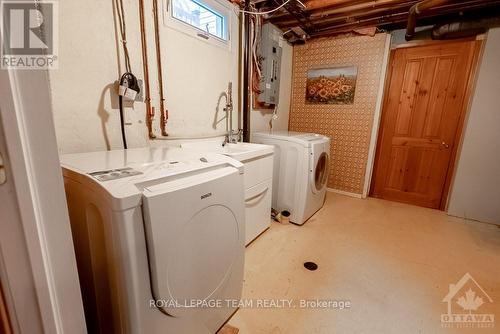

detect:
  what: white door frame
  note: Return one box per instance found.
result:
[0,43,87,334]
[362,33,392,198]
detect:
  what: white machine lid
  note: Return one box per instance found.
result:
[253,131,330,146]
[60,147,244,210]
[142,165,244,317]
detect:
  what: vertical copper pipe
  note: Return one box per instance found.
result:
[237,12,243,132]
[242,3,251,142]
[153,0,168,137]
[139,0,156,139]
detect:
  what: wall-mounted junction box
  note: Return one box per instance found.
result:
[258,23,283,106]
[112,79,144,112]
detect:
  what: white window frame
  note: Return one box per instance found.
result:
[163,0,232,50]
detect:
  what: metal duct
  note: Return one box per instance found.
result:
[432,17,500,39]
[406,0,450,40]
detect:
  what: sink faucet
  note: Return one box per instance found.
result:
[223,82,241,146]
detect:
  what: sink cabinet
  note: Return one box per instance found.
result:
[242,154,273,245]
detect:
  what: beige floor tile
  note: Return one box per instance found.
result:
[229,193,500,334]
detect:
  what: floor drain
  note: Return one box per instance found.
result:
[304,262,318,271]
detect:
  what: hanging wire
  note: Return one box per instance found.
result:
[238,0,293,15]
[252,14,261,78]
[115,0,131,72]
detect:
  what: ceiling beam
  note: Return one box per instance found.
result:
[273,1,417,29]
[310,0,418,19]
[272,0,499,30]
[304,0,362,11]
[277,0,317,33]
[271,0,408,20]
[307,0,500,37]
[272,0,416,26]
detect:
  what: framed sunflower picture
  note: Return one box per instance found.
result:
[305,66,358,104]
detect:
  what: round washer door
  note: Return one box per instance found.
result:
[141,166,244,317]
[165,205,239,315]
[312,152,329,194]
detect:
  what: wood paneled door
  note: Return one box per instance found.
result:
[371,40,480,209]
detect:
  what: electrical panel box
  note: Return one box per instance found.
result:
[258,23,283,105]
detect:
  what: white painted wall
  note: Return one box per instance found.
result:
[49,0,293,154]
[50,0,239,154]
[448,28,500,225]
[250,41,293,135]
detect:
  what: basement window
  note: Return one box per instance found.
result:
[168,0,229,42]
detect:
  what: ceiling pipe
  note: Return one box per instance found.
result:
[273,0,499,28]
[273,0,500,38]
[432,16,500,39]
[306,0,500,37]
[405,0,450,40]
[277,2,416,29]
[312,12,406,34]
[432,21,485,39]
[272,0,414,23]
[305,0,358,11]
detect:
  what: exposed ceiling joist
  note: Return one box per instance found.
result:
[304,0,363,11]
[309,1,500,38]
[261,0,500,41]
[272,0,418,26]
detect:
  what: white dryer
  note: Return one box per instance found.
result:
[253,131,331,225]
[61,147,245,333]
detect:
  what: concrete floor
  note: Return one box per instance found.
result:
[229,192,500,334]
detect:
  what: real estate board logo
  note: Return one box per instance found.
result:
[1,0,58,69]
[441,273,495,329]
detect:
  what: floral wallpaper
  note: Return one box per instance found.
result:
[289,33,388,194]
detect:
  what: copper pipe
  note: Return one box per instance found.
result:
[305,0,363,11]
[311,12,406,34]
[305,0,499,38]
[139,0,156,139]
[242,2,251,142]
[272,0,411,22]
[153,0,168,137]
[277,1,418,29]
[273,1,417,26]
[406,0,450,40]
[237,11,243,132]
[310,0,409,19]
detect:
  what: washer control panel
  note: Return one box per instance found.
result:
[89,167,142,182]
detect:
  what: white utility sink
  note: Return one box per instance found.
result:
[181,140,273,162]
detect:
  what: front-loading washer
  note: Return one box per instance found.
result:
[61,147,245,333]
[252,131,331,225]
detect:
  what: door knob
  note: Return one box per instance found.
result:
[0,152,6,185]
[441,142,450,149]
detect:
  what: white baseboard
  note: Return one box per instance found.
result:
[327,188,363,199]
